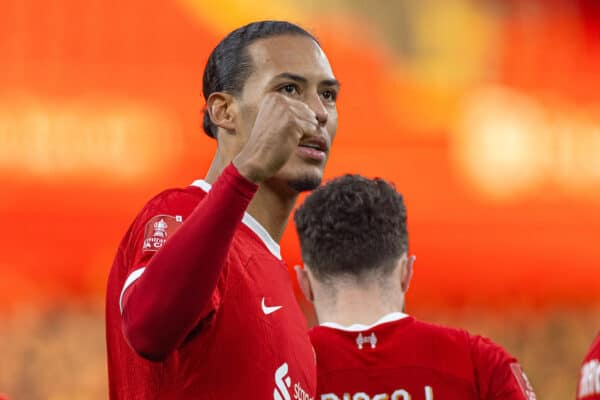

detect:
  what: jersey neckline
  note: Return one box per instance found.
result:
[319,312,409,332]
[190,179,282,261]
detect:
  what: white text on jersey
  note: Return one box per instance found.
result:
[274,362,314,400]
[579,359,600,397]
[321,386,434,400]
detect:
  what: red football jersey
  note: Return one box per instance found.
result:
[577,332,600,399]
[310,313,536,400]
[106,178,316,399]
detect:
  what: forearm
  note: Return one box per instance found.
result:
[121,163,257,360]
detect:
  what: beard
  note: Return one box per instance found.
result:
[287,175,322,192]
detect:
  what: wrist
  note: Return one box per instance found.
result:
[232,156,264,184]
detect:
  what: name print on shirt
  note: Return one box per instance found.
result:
[321,386,434,400]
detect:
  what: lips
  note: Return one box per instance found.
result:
[297,140,327,161]
[298,136,328,153]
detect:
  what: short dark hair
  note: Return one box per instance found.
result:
[294,175,408,282]
[202,20,318,138]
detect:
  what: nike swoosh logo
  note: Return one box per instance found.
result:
[261,297,283,315]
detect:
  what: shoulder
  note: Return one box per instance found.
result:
[414,319,534,399]
[115,186,205,257]
[139,186,205,217]
[465,331,535,399]
[310,317,477,386]
[404,319,478,375]
[408,318,473,348]
[407,318,513,361]
[466,332,516,366]
[127,186,204,231]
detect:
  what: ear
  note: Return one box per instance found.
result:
[206,92,236,132]
[295,265,314,303]
[400,255,416,293]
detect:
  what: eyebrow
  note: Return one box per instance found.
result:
[274,72,340,89]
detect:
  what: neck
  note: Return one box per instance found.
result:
[205,154,298,243]
[313,282,405,327]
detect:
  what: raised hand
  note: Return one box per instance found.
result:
[233,92,319,183]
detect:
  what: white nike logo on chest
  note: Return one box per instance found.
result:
[261,297,283,315]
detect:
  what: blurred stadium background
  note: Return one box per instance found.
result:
[1,0,599,399]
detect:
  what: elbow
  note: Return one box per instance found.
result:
[137,349,169,363]
[122,315,173,362]
[133,342,170,363]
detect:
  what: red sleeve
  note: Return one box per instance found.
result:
[470,335,536,400]
[120,163,258,361]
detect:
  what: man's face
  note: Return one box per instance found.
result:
[235,35,339,192]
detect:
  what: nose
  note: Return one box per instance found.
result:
[307,93,328,126]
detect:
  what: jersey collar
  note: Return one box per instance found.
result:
[190,179,282,260]
[320,312,409,332]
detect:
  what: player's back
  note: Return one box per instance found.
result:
[310,312,535,400]
[577,331,600,399]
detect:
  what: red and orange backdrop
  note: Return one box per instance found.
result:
[2,0,600,314]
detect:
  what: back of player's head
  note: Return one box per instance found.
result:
[202,20,319,138]
[294,175,408,283]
